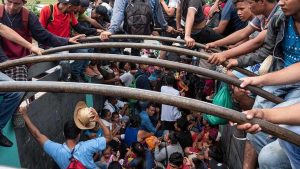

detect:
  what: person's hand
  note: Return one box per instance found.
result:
[19,106,27,116]
[205,42,218,50]
[100,31,112,41]
[240,76,263,88]
[90,107,100,122]
[226,58,238,69]
[236,109,264,133]
[69,34,86,44]
[184,36,195,48]
[30,46,44,55]
[165,26,176,34]
[112,137,121,143]
[177,27,184,34]
[156,121,161,129]
[207,53,227,65]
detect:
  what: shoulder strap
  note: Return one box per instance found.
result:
[21,7,29,33]
[0,5,4,20]
[46,4,54,29]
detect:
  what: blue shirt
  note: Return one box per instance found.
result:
[43,137,106,169]
[282,17,300,67]
[139,111,156,133]
[108,0,168,33]
[220,0,247,35]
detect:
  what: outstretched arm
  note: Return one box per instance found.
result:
[20,106,49,146]
[0,23,43,55]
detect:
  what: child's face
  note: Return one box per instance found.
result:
[236,1,253,22]
[279,0,300,16]
[103,148,112,159]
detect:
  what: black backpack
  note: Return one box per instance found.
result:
[123,0,154,35]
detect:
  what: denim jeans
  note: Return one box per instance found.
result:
[279,125,300,169]
[248,85,300,169]
[0,72,23,130]
[70,48,93,76]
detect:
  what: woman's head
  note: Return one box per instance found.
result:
[129,115,141,128]
[131,142,145,158]
[103,146,112,159]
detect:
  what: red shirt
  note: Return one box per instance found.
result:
[39,3,78,38]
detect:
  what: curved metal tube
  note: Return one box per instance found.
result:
[0,53,283,104]
[79,34,221,53]
[41,42,256,77]
[0,81,298,145]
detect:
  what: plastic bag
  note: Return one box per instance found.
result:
[204,83,232,125]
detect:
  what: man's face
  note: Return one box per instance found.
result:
[4,0,24,15]
[66,4,80,13]
[236,1,253,21]
[146,106,156,116]
[247,0,264,15]
[278,0,300,16]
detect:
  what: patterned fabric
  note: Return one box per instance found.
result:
[4,65,28,81]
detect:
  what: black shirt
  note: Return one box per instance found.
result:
[181,0,205,24]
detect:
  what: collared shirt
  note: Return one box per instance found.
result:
[43,137,106,169]
[250,4,280,31]
[139,110,156,133]
[108,0,168,34]
[39,3,78,37]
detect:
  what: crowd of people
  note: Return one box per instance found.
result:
[0,0,300,168]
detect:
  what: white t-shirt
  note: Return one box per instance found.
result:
[120,72,134,87]
[160,86,181,121]
[101,119,112,130]
[104,100,126,113]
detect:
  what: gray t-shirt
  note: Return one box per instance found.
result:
[120,72,134,87]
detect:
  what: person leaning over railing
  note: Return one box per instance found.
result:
[238,61,300,169]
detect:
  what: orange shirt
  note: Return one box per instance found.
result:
[39,3,78,38]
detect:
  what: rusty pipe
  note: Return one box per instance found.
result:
[79,34,221,53]
[41,42,256,77]
[0,53,283,104]
[0,81,298,145]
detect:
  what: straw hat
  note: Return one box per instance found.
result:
[74,101,96,129]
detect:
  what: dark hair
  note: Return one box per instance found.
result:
[95,5,108,18]
[169,152,184,167]
[129,115,141,128]
[192,158,207,169]
[233,0,245,4]
[80,0,90,7]
[176,117,189,131]
[168,131,178,144]
[131,142,146,168]
[101,109,111,119]
[128,62,137,70]
[146,102,156,109]
[165,75,175,86]
[112,112,119,119]
[64,120,81,139]
[108,161,122,169]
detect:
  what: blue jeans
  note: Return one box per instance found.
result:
[279,125,300,169]
[0,72,23,130]
[248,86,300,169]
[70,48,93,76]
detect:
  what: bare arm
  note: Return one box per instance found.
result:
[138,130,154,140]
[240,62,300,87]
[83,15,106,30]
[222,30,267,59]
[160,0,176,17]
[90,108,112,142]
[207,25,254,48]
[213,20,229,34]
[0,23,43,55]
[20,107,49,146]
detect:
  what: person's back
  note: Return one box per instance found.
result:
[161,85,180,121]
[124,127,139,147]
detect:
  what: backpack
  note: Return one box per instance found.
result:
[45,4,55,29]
[0,5,30,33]
[123,0,154,35]
[66,149,86,169]
[128,75,142,105]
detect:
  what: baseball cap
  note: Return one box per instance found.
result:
[80,0,90,7]
[58,0,81,6]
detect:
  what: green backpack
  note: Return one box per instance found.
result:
[204,83,233,126]
[128,75,142,105]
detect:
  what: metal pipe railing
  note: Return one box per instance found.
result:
[79,34,221,53]
[0,53,283,104]
[0,81,298,146]
[40,42,256,77]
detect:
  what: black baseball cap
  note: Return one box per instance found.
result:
[58,0,81,6]
[80,0,90,7]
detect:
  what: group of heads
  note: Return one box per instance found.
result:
[233,0,300,22]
